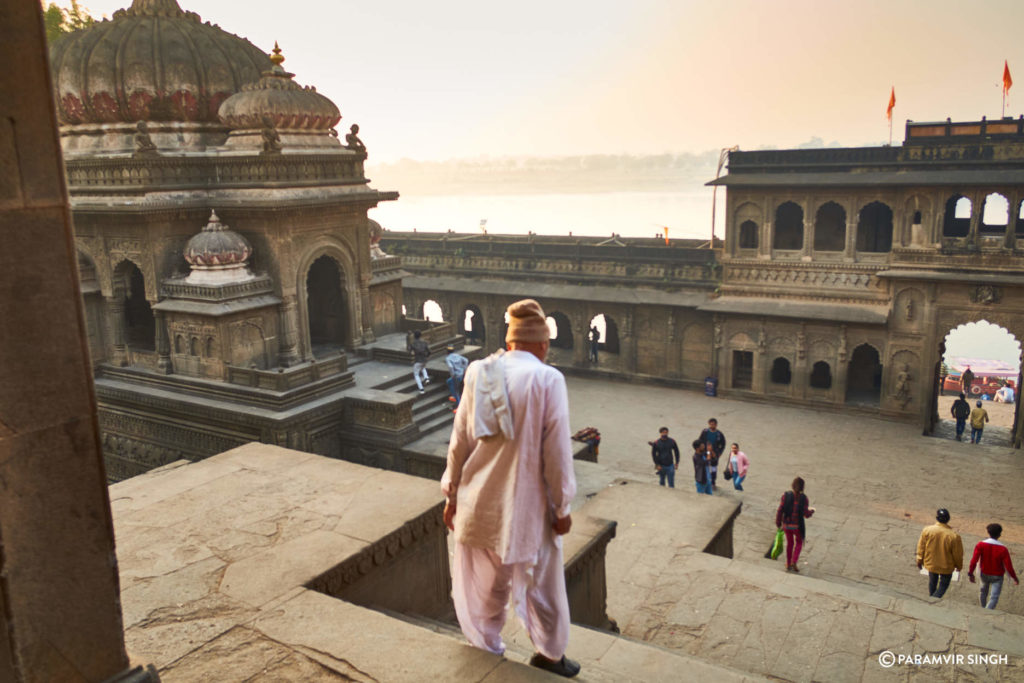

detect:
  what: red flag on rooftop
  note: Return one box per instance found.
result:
[1004,61,1013,94]
[886,87,896,121]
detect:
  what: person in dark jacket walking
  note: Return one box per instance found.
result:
[776,477,815,572]
[950,393,971,441]
[692,439,712,495]
[960,366,975,395]
[649,427,680,488]
[409,330,431,394]
[698,418,726,489]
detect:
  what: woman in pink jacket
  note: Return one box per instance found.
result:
[726,443,749,491]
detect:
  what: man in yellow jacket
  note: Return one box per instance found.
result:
[916,508,964,599]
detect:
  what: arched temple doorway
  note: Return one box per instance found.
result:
[546,312,574,350]
[461,305,485,346]
[846,344,882,405]
[423,299,443,322]
[114,260,154,351]
[306,255,349,354]
[929,320,1022,447]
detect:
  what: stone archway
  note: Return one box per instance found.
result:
[928,315,1024,447]
[113,259,155,352]
[846,343,882,406]
[460,304,485,346]
[306,254,349,354]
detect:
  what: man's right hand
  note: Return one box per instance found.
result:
[553,514,572,535]
[443,500,456,531]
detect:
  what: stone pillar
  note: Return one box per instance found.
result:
[967,190,982,247]
[665,309,680,377]
[1004,191,1020,248]
[278,294,301,366]
[360,281,375,343]
[844,213,856,261]
[835,325,849,404]
[752,321,767,394]
[0,2,155,680]
[761,195,774,259]
[800,199,812,259]
[106,295,128,366]
[622,310,637,373]
[154,309,172,374]
[572,311,588,367]
[487,303,507,354]
[711,316,723,378]
[794,324,808,400]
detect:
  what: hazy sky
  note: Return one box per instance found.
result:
[70,0,1024,161]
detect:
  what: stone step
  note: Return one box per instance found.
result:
[417,408,457,439]
[385,609,765,682]
[575,478,1024,682]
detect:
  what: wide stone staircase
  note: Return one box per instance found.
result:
[382,609,767,682]
[578,481,1024,682]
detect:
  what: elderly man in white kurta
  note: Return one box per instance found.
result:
[441,299,580,678]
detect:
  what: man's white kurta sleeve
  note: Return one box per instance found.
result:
[541,372,576,519]
[441,364,475,500]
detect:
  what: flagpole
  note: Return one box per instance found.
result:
[889,117,893,146]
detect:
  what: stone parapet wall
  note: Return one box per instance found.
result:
[383,231,719,290]
[65,153,369,194]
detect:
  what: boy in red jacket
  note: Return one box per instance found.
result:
[968,523,1019,609]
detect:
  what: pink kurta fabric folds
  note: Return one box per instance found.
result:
[442,350,577,565]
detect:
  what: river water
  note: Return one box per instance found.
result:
[369,190,726,241]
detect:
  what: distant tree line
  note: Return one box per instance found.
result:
[43,1,95,45]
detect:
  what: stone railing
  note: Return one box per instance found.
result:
[382,232,720,289]
[370,255,403,273]
[162,274,275,301]
[563,516,618,631]
[225,354,348,391]
[65,153,368,193]
[306,503,453,620]
[728,146,900,171]
[344,389,417,435]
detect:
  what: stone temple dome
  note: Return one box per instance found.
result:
[218,44,342,132]
[183,211,254,284]
[49,0,274,125]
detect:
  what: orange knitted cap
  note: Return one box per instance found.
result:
[505,299,549,343]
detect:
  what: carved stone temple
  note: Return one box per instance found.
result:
[49,0,444,480]
[388,121,1024,447]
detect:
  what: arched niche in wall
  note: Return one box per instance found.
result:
[773,201,804,250]
[813,201,846,252]
[856,201,894,252]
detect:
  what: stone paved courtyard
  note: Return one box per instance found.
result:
[566,376,1024,616]
[560,376,1024,680]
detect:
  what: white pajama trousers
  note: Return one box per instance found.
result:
[452,538,570,660]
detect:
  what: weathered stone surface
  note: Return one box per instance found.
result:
[125,593,257,669]
[966,617,1024,657]
[221,530,367,607]
[255,590,502,682]
[120,555,226,628]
